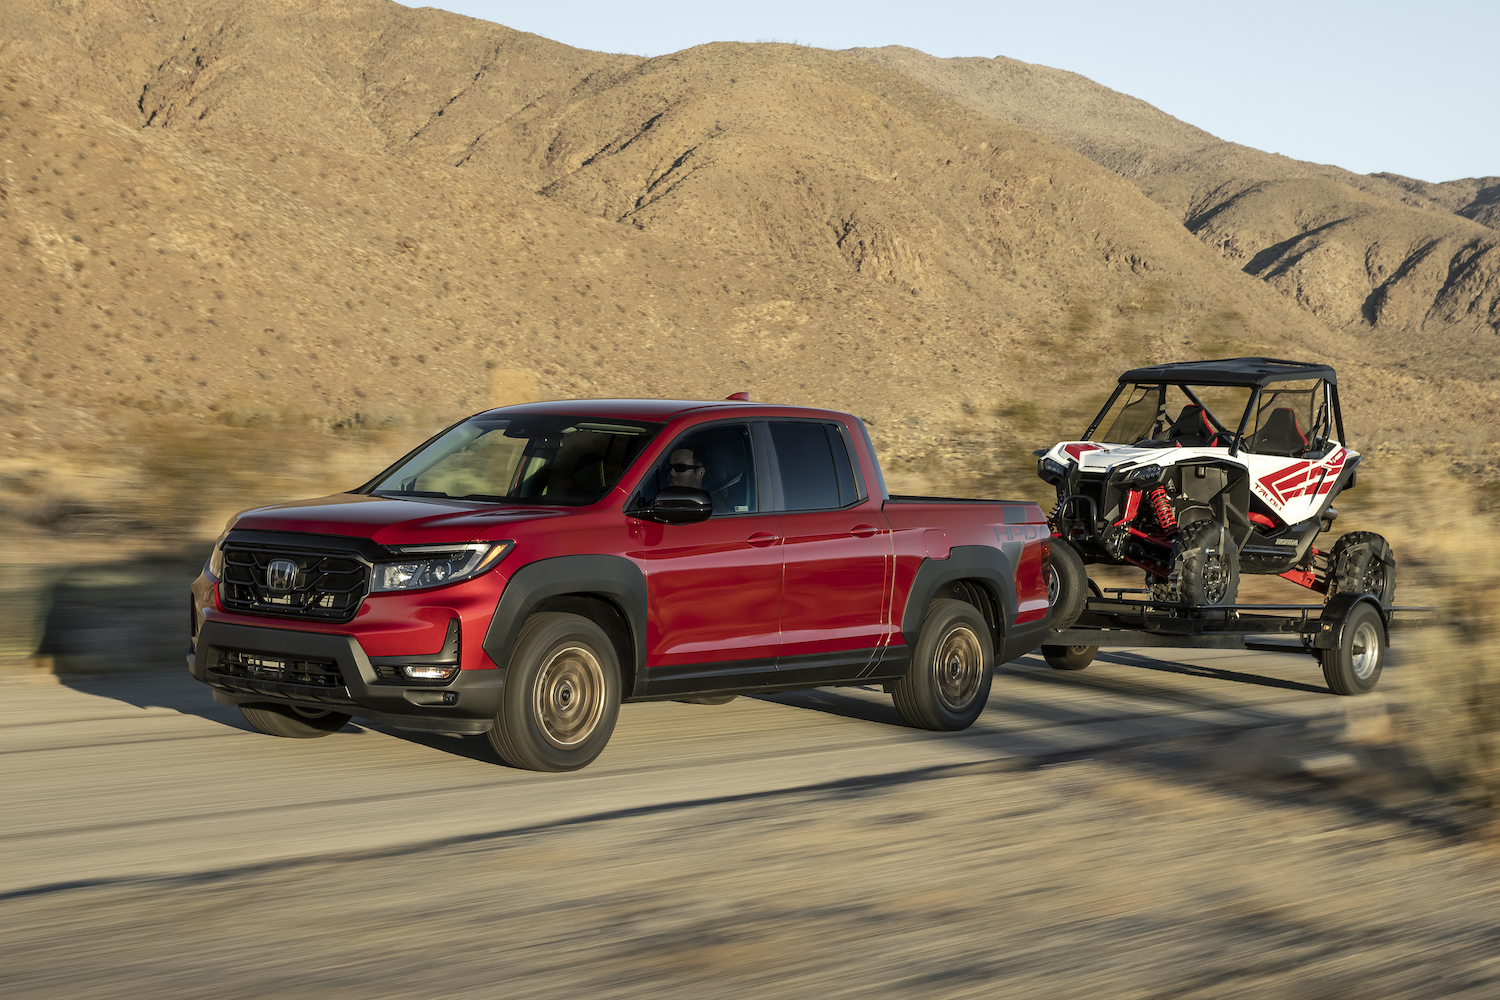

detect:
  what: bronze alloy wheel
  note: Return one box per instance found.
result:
[533,644,606,749]
[933,624,984,712]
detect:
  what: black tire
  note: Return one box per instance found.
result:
[677,694,738,705]
[1328,531,1397,606]
[239,703,351,738]
[891,598,994,731]
[1154,519,1240,607]
[1320,601,1386,695]
[487,612,622,772]
[1048,540,1089,632]
[1041,644,1098,671]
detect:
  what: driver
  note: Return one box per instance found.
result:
[667,446,706,490]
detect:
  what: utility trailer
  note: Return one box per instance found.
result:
[1041,586,1425,695]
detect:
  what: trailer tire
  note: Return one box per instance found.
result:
[1320,601,1385,695]
[1328,532,1397,607]
[1048,541,1089,632]
[1041,644,1097,671]
[892,599,993,731]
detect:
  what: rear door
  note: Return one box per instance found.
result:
[767,420,894,680]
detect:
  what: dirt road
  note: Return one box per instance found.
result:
[3,649,1496,998]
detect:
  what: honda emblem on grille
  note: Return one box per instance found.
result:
[265,558,299,592]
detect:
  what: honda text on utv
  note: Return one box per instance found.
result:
[1035,358,1395,620]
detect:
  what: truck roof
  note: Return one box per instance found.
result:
[1119,357,1337,387]
[475,398,856,422]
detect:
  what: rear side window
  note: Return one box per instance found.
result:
[769,421,864,511]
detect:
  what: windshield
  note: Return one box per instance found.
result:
[1091,383,1254,446]
[365,415,663,505]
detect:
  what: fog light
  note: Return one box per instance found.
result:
[403,664,460,681]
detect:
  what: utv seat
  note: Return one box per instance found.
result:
[1166,404,1214,447]
[1250,407,1309,457]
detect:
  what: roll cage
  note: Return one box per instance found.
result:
[1081,358,1345,459]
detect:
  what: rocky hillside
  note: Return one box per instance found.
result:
[1,0,1495,539]
[849,46,1500,381]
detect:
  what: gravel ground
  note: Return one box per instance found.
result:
[4,740,1496,1000]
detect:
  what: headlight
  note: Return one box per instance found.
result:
[1122,464,1163,484]
[208,543,225,579]
[1039,458,1069,484]
[371,541,514,592]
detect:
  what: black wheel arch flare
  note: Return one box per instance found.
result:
[482,555,648,697]
[900,545,1020,655]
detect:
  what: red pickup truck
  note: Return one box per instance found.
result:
[188,398,1052,770]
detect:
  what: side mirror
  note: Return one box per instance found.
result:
[636,486,713,524]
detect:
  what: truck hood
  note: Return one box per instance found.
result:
[227,493,572,544]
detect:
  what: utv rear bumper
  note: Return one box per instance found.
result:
[189,620,502,736]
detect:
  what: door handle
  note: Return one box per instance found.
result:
[747,532,781,547]
[849,524,880,538]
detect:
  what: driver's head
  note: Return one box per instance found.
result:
[667,446,706,489]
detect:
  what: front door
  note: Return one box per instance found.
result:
[626,422,783,689]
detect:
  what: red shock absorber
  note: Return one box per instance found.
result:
[1148,487,1177,533]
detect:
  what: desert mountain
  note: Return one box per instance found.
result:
[848,46,1500,376]
[2,0,1495,538]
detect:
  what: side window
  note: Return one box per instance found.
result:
[769,421,851,511]
[649,423,758,514]
[827,423,866,505]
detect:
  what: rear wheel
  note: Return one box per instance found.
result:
[239,703,351,738]
[891,599,994,731]
[1328,532,1397,606]
[1153,519,1240,607]
[1320,602,1385,695]
[488,612,621,771]
[677,694,737,705]
[1041,644,1097,671]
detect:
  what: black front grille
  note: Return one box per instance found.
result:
[215,648,345,688]
[1073,475,1108,520]
[220,541,369,622]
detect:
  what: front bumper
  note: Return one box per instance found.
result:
[189,620,502,736]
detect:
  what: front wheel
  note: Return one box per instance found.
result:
[239,703,351,738]
[1153,519,1240,607]
[1320,602,1386,695]
[891,598,994,731]
[488,612,622,771]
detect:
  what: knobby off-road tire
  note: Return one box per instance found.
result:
[891,599,994,731]
[1320,601,1386,695]
[1328,531,1397,606]
[488,612,622,772]
[1041,644,1098,671]
[239,703,351,738]
[1048,540,1089,632]
[1153,519,1240,607]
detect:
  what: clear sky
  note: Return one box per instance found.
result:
[398,0,1495,184]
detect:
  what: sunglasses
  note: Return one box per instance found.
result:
[668,463,703,473]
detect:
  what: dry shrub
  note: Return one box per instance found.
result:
[1399,532,1500,811]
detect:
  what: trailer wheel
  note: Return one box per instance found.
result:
[1328,532,1397,606]
[1320,602,1386,695]
[1048,541,1089,632]
[892,599,994,730]
[1041,644,1098,671]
